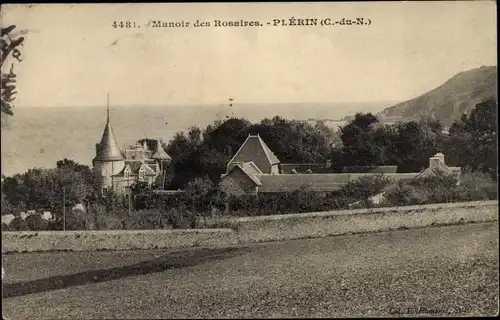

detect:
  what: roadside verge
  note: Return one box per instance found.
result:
[2,200,498,253]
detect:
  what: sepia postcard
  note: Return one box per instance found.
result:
[1,2,498,319]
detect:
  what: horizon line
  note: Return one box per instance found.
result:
[12,100,403,109]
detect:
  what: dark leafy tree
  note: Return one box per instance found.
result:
[1,25,25,117]
[388,119,443,172]
[444,98,497,179]
[334,113,385,166]
[165,116,337,189]
[1,162,94,220]
[25,213,49,231]
[8,217,28,231]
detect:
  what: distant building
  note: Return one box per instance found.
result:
[41,211,53,221]
[226,134,281,175]
[414,152,461,180]
[1,214,15,225]
[92,106,171,196]
[220,134,461,196]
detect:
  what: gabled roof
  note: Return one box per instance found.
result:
[124,149,152,160]
[114,160,158,177]
[221,164,425,193]
[225,162,263,186]
[414,162,461,180]
[280,163,330,174]
[255,173,352,192]
[342,166,398,173]
[256,135,280,165]
[240,161,263,175]
[228,134,280,172]
[94,108,124,162]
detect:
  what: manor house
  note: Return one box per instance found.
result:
[92,108,171,196]
[220,134,461,196]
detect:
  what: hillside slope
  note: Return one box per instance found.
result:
[377,66,497,127]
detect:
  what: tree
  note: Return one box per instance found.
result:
[2,163,94,220]
[1,25,25,117]
[204,118,251,154]
[184,176,220,212]
[166,126,205,189]
[137,138,167,152]
[249,116,335,163]
[388,119,442,172]
[165,116,337,189]
[56,158,94,185]
[167,126,203,159]
[444,98,497,179]
[56,158,92,173]
[1,189,18,216]
[181,176,223,226]
[130,180,150,195]
[8,217,28,231]
[329,113,445,172]
[334,113,386,167]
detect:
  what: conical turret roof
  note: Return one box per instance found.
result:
[151,139,172,161]
[93,104,124,162]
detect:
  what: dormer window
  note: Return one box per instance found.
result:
[124,167,130,179]
[139,168,145,181]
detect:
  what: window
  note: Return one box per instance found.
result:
[102,188,108,197]
[139,170,145,181]
[124,168,130,179]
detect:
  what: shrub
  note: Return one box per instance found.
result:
[96,208,171,230]
[336,175,392,207]
[226,188,343,216]
[48,219,64,230]
[455,171,497,201]
[383,181,427,206]
[383,171,496,207]
[1,222,9,231]
[409,172,460,204]
[98,210,127,230]
[164,206,198,229]
[136,209,169,229]
[64,209,90,230]
[25,214,49,231]
[8,217,29,231]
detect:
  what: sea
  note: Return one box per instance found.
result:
[1,101,396,177]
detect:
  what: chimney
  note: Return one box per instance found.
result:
[429,153,445,171]
[95,143,100,153]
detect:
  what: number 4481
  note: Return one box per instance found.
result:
[112,21,137,28]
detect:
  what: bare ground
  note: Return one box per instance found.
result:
[2,222,498,319]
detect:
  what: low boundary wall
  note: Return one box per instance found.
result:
[2,201,498,253]
[1,229,238,253]
[223,200,498,243]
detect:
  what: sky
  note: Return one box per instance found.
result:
[1,2,497,108]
